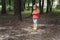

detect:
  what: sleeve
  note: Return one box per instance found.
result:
[32,11,35,15]
[32,9,40,15]
[37,9,40,14]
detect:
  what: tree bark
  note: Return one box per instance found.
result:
[59,0,60,5]
[14,0,22,21]
[41,0,44,13]
[21,0,24,11]
[56,0,60,9]
[39,0,42,14]
[50,0,54,12]
[27,0,30,10]
[24,0,26,9]
[1,0,6,15]
[46,0,50,13]
[32,0,35,12]
[58,0,60,9]
[8,0,11,11]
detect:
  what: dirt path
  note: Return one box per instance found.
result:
[0,24,60,40]
[0,15,60,40]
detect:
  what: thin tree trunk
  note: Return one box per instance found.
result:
[14,0,22,21]
[41,0,44,13]
[39,0,42,14]
[21,0,24,11]
[46,0,50,13]
[1,0,6,15]
[59,0,60,4]
[27,0,30,10]
[50,0,54,12]
[56,0,60,9]
[32,0,35,12]
[24,0,26,9]
[8,0,11,11]
[58,0,60,9]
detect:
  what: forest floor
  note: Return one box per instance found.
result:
[0,14,60,40]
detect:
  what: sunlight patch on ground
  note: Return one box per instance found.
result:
[31,24,60,27]
[21,27,46,35]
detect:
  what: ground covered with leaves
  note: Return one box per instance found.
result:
[0,14,60,40]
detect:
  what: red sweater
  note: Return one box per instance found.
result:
[32,9,40,19]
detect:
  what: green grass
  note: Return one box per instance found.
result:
[6,11,14,16]
[22,9,32,16]
[42,8,60,14]
[42,8,60,13]
[6,8,60,16]
[52,9,60,13]
[6,9,32,16]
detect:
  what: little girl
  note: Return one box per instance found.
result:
[32,4,40,30]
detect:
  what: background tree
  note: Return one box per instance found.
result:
[50,0,54,12]
[0,0,1,13]
[1,0,6,15]
[59,0,60,5]
[27,0,30,10]
[23,0,25,10]
[8,0,11,11]
[39,0,44,14]
[41,0,44,13]
[21,0,25,11]
[46,0,51,13]
[46,0,54,13]
[39,0,42,14]
[57,0,60,9]
[14,0,22,21]
[32,0,35,11]
[0,0,1,5]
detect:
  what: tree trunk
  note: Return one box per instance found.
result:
[56,0,60,9]
[58,0,60,8]
[46,0,50,13]
[0,0,1,5]
[32,0,35,12]
[1,0,6,15]
[14,0,22,21]
[41,0,44,13]
[8,0,11,11]
[32,0,35,5]
[39,0,42,14]
[24,0,26,9]
[27,0,30,10]
[50,0,54,12]
[59,0,60,4]
[21,0,24,11]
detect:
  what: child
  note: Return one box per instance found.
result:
[32,4,40,30]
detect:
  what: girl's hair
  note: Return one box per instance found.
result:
[33,4,38,8]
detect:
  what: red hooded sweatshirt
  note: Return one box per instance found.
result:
[32,9,40,19]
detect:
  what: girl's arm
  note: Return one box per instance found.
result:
[37,9,40,14]
[32,9,40,15]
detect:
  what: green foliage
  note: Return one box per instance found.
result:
[0,0,60,16]
[0,0,1,5]
[22,9,31,16]
[56,5,60,9]
[52,9,60,13]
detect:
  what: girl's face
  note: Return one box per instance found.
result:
[33,5,37,10]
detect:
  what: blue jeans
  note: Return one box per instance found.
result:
[33,19,38,27]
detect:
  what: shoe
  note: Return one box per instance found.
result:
[33,26,37,30]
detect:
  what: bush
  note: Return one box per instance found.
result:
[56,5,60,9]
